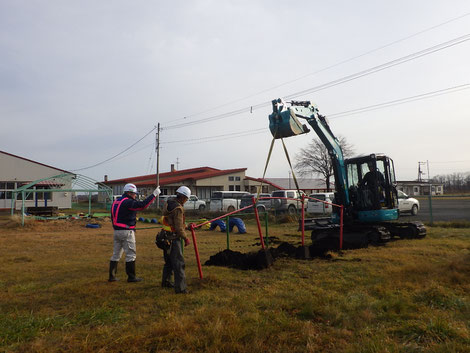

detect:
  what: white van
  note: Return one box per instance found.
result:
[307,192,335,214]
[209,191,250,212]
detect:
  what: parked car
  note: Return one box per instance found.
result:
[306,192,335,214]
[270,189,306,214]
[239,193,272,212]
[184,195,206,211]
[158,195,206,211]
[209,191,250,212]
[397,190,419,216]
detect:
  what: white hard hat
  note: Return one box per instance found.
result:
[123,183,138,194]
[176,185,191,199]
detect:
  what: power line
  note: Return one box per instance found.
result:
[284,33,470,100]
[328,83,470,119]
[429,160,470,164]
[163,33,470,130]
[161,128,266,145]
[169,11,470,123]
[71,34,470,170]
[71,127,157,171]
[163,83,469,145]
[175,130,267,146]
[146,138,156,174]
[82,82,468,168]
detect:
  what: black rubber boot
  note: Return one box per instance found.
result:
[108,261,119,282]
[161,280,174,288]
[126,261,143,283]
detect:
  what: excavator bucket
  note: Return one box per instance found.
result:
[269,107,309,139]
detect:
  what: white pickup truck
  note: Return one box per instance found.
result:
[209,191,250,212]
[184,195,206,211]
[159,195,206,211]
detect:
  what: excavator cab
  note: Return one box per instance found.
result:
[345,154,399,222]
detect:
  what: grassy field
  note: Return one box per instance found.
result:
[0,214,469,353]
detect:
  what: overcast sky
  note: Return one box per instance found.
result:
[1,0,469,184]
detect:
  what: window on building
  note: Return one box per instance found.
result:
[36,187,52,201]
[228,176,234,181]
[235,185,241,191]
[414,186,419,193]
[235,176,240,181]
[229,185,235,191]
[6,182,15,189]
[17,192,34,200]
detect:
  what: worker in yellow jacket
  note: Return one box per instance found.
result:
[161,186,191,293]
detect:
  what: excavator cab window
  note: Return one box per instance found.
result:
[347,164,359,186]
[346,157,391,211]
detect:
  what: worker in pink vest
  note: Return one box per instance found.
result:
[108,183,160,282]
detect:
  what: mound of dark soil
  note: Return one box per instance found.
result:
[205,242,331,270]
[270,242,297,257]
[205,248,273,270]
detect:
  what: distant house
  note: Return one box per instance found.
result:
[0,150,73,210]
[103,166,329,200]
[103,166,249,201]
[397,181,444,196]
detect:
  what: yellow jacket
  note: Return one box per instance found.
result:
[162,199,188,241]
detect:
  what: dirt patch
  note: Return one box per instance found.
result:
[1,216,108,232]
[205,248,273,270]
[205,242,332,270]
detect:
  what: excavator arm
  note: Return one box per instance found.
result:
[268,98,350,209]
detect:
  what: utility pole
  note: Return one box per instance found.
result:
[427,160,433,225]
[418,161,426,182]
[419,160,433,225]
[156,123,160,208]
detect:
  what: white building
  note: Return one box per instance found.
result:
[0,150,73,210]
[397,181,444,196]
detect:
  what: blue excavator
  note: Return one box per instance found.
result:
[268,98,426,249]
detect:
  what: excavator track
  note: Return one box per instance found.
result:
[308,221,392,251]
[305,218,426,251]
[381,221,427,239]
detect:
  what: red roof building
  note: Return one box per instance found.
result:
[103,166,282,200]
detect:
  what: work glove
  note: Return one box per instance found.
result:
[153,186,161,197]
[184,237,191,247]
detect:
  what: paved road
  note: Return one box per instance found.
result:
[400,197,470,222]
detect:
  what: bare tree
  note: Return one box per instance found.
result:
[295,136,354,190]
[432,172,470,193]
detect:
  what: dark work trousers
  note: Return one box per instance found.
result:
[162,239,187,293]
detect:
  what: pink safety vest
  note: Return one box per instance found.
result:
[111,197,136,229]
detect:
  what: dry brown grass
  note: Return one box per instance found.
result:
[0,215,469,352]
